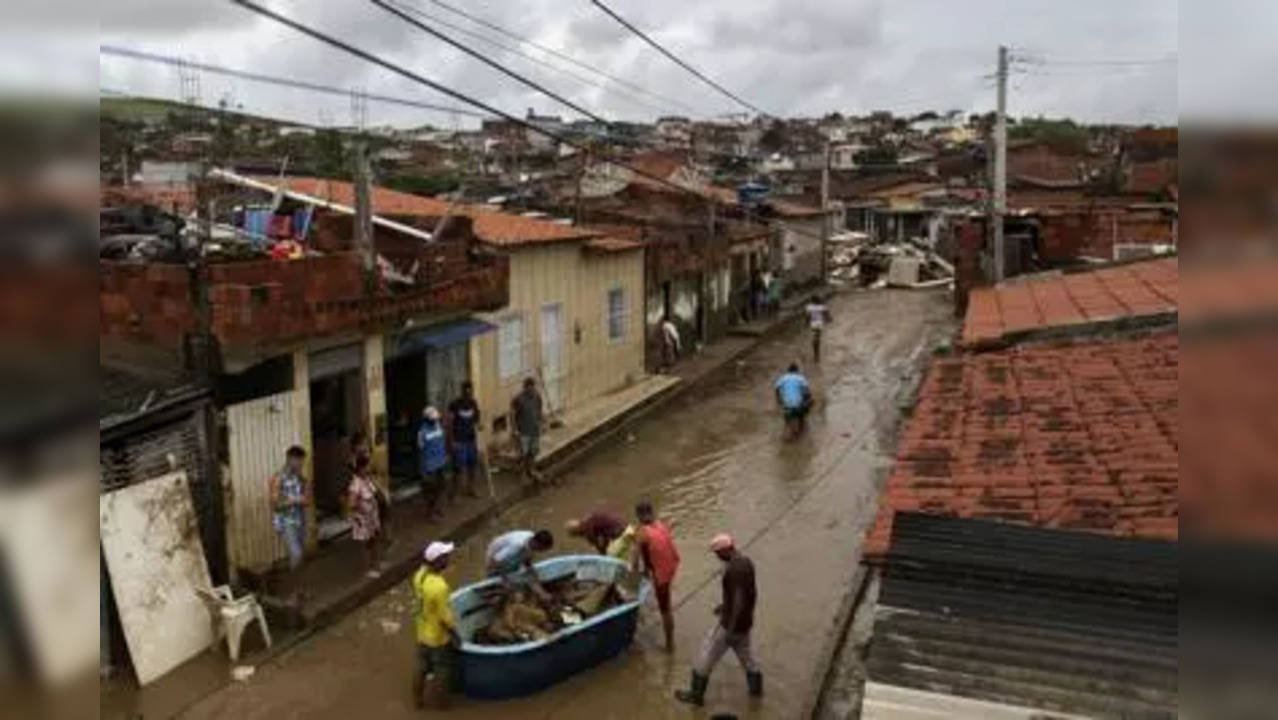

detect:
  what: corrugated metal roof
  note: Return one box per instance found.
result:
[866,513,1177,720]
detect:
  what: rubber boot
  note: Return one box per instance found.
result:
[747,670,764,697]
[674,671,708,706]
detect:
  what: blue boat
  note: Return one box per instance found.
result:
[450,554,650,699]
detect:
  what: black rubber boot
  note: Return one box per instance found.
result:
[674,671,708,706]
[747,670,764,697]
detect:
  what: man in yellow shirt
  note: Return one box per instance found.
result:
[413,541,459,709]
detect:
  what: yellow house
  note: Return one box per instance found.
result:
[468,223,647,451]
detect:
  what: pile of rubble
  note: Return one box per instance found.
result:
[829,235,954,290]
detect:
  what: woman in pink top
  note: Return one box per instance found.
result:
[346,454,383,578]
[635,500,680,651]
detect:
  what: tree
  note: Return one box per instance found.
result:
[913,110,939,122]
[758,120,788,153]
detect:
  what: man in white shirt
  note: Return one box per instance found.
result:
[805,295,832,362]
[660,316,682,370]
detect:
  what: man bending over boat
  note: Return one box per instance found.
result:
[485,528,555,602]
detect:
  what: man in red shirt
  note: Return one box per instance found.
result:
[634,500,680,652]
[564,510,626,554]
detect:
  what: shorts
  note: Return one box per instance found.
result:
[417,643,454,678]
[518,434,540,459]
[420,468,445,492]
[784,404,809,421]
[452,440,478,469]
[654,582,673,615]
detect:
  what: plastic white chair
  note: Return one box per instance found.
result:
[197,585,273,663]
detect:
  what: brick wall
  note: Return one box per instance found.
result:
[101,262,197,352]
[102,252,509,356]
[1039,209,1176,262]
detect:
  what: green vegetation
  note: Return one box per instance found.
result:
[1010,116,1089,154]
[382,172,461,197]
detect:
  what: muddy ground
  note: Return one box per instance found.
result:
[175,288,955,720]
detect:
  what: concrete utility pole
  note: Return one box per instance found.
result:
[353,141,376,293]
[820,141,831,284]
[992,44,1008,282]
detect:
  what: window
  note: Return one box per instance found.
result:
[607,287,627,342]
[498,314,525,380]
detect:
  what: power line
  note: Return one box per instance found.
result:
[421,0,700,115]
[379,0,676,118]
[227,0,830,243]
[370,0,611,123]
[100,45,487,119]
[588,0,772,118]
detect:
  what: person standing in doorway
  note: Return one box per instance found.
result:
[805,294,832,362]
[412,541,459,710]
[635,500,680,652]
[674,533,761,705]
[446,381,482,500]
[660,315,682,372]
[510,378,545,486]
[270,446,309,586]
[345,453,383,578]
[417,406,448,521]
[765,271,782,318]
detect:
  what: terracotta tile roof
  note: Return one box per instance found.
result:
[962,257,1177,346]
[865,332,1178,557]
[256,176,596,247]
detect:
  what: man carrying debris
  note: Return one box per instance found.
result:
[486,529,555,602]
[565,510,634,559]
[805,294,832,362]
[635,500,680,652]
[412,541,459,709]
[510,378,545,486]
[675,533,761,706]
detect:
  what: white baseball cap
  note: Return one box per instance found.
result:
[424,541,455,562]
[424,406,441,421]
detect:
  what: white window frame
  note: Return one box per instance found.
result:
[606,287,627,343]
[498,313,526,380]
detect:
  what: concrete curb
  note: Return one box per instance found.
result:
[800,563,870,720]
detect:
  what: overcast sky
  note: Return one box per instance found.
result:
[96,0,1184,130]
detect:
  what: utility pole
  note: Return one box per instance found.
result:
[820,141,831,284]
[352,141,376,294]
[992,44,1008,282]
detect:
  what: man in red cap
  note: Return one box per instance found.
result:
[674,533,761,705]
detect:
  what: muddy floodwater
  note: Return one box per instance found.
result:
[178,289,953,720]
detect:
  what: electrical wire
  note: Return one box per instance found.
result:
[100,44,487,118]
[369,0,610,123]
[588,0,773,118]
[379,0,680,118]
[227,0,830,243]
[422,0,700,115]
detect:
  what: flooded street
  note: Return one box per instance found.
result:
[180,289,954,720]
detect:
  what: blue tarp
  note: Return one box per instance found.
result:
[389,319,496,358]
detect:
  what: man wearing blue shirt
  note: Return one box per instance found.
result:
[774,363,813,439]
[418,406,449,520]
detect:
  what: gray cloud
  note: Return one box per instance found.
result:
[98,0,1185,128]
